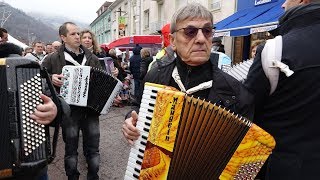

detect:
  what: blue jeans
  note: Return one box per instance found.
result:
[62,107,100,180]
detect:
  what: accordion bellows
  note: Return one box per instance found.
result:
[60,65,122,114]
[124,83,275,180]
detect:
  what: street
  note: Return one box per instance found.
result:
[48,106,132,180]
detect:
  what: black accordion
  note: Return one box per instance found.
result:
[0,58,57,178]
[60,65,122,114]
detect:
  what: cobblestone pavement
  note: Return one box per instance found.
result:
[48,106,132,180]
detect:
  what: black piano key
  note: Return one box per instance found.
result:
[134,168,140,173]
[144,122,151,126]
[140,141,147,146]
[147,109,154,113]
[139,149,144,153]
[133,174,139,179]
[150,95,156,99]
[137,154,143,159]
[141,135,148,140]
[146,116,152,120]
[136,160,142,165]
[149,103,155,107]
[143,128,149,132]
[151,90,158,93]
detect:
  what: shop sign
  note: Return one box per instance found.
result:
[250,25,278,34]
[214,31,230,37]
[254,0,278,6]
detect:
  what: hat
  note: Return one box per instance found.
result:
[157,23,170,34]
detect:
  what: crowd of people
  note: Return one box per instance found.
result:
[1,0,320,179]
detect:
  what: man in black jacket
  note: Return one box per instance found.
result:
[244,1,320,179]
[42,22,101,180]
[122,3,253,144]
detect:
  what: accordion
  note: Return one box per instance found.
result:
[226,59,253,83]
[0,58,55,178]
[60,65,122,114]
[124,83,275,180]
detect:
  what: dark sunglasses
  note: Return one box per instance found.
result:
[174,26,214,39]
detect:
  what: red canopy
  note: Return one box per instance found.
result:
[107,35,162,49]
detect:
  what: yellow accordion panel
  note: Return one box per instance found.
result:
[220,124,276,179]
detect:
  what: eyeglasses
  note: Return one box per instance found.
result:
[174,26,214,39]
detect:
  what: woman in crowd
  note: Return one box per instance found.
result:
[140,48,153,80]
[80,29,106,58]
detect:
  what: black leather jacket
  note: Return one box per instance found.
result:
[130,52,254,119]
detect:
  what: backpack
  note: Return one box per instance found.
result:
[261,35,294,94]
[226,35,294,95]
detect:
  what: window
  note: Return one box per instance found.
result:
[144,10,149,29]
[209,0,221,11]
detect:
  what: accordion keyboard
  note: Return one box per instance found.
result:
[124,84,163,180]
[17,71,47,158]
[226,59,253,82]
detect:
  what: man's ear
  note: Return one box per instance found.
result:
[169,34,176,51]
[60,35,66,43]
[301,0,310,4]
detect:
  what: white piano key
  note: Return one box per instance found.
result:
[143,85,163,92]
[130,148,145,157]
[124,174,136,180]
[125,170,139,179]
[126,160,141,172]
[129,152,144,162]
[128,156,143,167]
[139,112,153,121]
[139,107,154,116]
[136,120,151,129]
[126,165,141,175]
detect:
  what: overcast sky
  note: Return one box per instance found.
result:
[6,0,112,23]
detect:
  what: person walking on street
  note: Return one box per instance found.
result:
[42,22,102,180]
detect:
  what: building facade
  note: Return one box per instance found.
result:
[90,0,236,51]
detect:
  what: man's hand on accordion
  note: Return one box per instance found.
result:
[122,111,140,145]
[52,73,64,87]
[30,94,58,125]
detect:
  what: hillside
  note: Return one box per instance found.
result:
[2,3,89,46]
[28,12,89,31]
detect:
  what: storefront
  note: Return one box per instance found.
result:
[214,0,285,63]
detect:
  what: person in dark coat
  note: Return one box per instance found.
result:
[244,1,320,179]
[129,44,142,98]
[139,48,153,80]
[122,3,253,145]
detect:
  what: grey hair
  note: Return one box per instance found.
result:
[170,3,213,34]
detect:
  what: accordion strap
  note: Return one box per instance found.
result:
[172,66,213,94]
[64,52,87,66]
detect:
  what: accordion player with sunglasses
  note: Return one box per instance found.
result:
[59,65,122,114]
[124,82,276,180]
[0,58,60,178]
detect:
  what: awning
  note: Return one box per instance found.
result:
[107,35,162,49]
[214,1,284,37]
